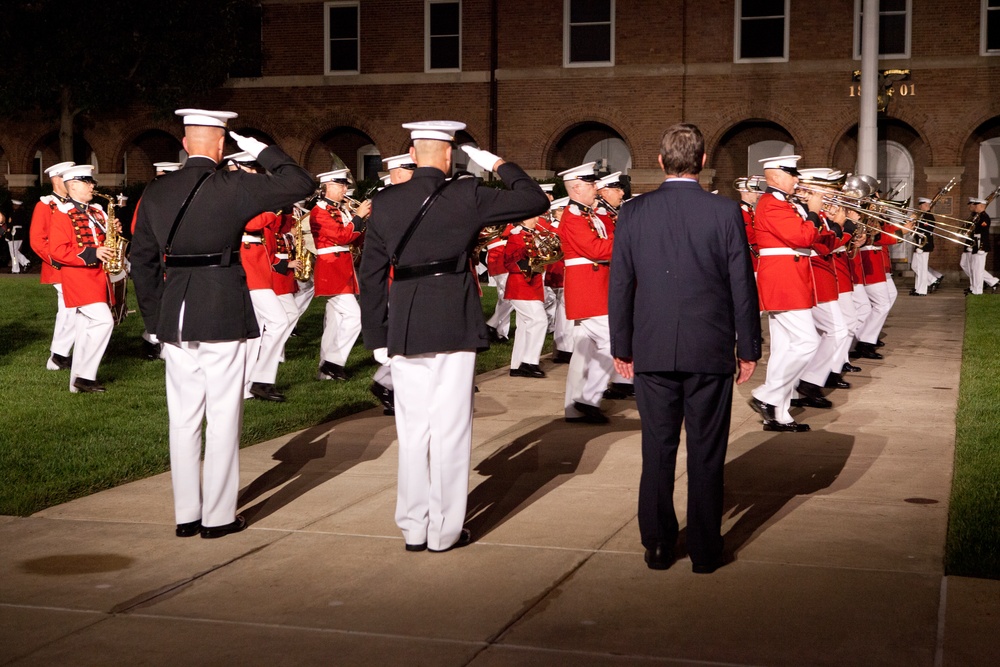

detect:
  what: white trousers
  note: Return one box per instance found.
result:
[800,300,850,386]
[321,294,361,366]
[752,309,820,424]
[929,266,943,281]
[837,291,859,365]
[373,362,393,390]
[911,250,930,295]
[857,282,892,344]
[276,293,299,363]
[970,252,998,294]
[68,302,113,389]
[485,275,513,338]
[885,274,898,308]
[960,251,972,282]
[246,289,293,388]
[163,339,246,528]
[50,283,77,359]
[546,287,574,352]
[564,315,614,416]
[509,299,547,368]
[850,285,872,344]
[8,240,28,272]
[391,350,476,551]
[293,279,315,319]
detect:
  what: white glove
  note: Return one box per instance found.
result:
[914,248,923,254]
[229,131,268,159]
[978,250,987,255]
[373,347,389,365]
[461,145,502,172]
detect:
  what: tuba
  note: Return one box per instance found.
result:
[293,210,315,281]
[91,191,128,275]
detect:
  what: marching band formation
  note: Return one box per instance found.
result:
[17,107,999,546]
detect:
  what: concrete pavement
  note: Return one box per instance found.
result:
[3,282,1000,666]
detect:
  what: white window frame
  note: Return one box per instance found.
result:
[853,0,911,60]
[563,0,615,68]
[733,0,790,64]
[425,0,462,72]
[357,144,381,181]
[324,1,360,75]
[984,0,1000,55]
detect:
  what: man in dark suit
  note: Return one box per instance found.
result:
[608,123,761,573]
[131,109,314,539]
[358,121,548,553]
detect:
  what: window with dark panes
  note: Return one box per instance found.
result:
[229,1,263,78]
[428,1,461,70]
[566,0,613,65]
[327,2,359,73]
[856,0,910,58]
[737,0,787,61]
[988,0,1000,53]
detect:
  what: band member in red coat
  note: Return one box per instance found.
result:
[30,161,78,371]
[483,224,513,341]
[311,168,369,380]
[853,215,896,360]
[503,217,548,378]
[541,197,572,364]
[47,165,115,393]
[558,162,616,423]
[735,177,760,274]
[747,155,823,432]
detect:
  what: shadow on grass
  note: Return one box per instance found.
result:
[465,416,639,539]
[0,321,42,362]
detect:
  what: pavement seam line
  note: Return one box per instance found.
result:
[934,575,948,667]
[486,642,769,667]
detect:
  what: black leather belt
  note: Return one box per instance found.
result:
[393,255,467,281]
[164,251,240,268]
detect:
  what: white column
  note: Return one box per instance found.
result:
[857,0,880,179]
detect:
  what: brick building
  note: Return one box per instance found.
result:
[1,0,999,272]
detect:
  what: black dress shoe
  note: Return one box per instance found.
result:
[790,395,832,409]
[747,397,777,422]
[428,529,472,553]
[176,520,202,538]
[692,554,730,574]
[317,361,348,381]
[566,401,609,424]
[874,339,885,348]
[50,353,72,369]
[551,349,573,364]
[486,325,507,343]
[824,372,850,390]
[72,378,106,393]
[142,340,162,360]
[370,382,395,413]
[796,380,825,399]
[250,382,286,402]
[200,515,247,539]
[763,420,810,432]
[510,362,546,378]
[644,542,675,570]
[603,382,636,400]
[405,542,427,552]
[854,343,883,360]
[842,362,862,374]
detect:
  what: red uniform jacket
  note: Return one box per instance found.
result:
[484,224,513,277]
[753,190,820,312]
[741,202,759,273]
[30,196,61,285]
[810,214,852,304]
[860,227,896,285]
[537,215,564,289]
[848,248,866,286]
[310,200,360,296]
[833,249,853,293]
[242,211,277,291]
[270,213,298,296]
[49,200,113,308]
[558,202,615,320]
[502,227,544,301]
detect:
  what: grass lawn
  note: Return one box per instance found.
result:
[946,295,1000,579]
[0,275,540,517]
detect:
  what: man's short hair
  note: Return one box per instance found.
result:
[659,123,704,176]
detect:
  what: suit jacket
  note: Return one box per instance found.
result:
[358,163,549,356]
[608,178,761,375]
[131,146,314,343]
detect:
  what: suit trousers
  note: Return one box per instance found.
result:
[545,286,573,352]
[509,299,547,368]
[911,250,930,295]
[320,293,361,366]
[857,282,891,344]
[799,300,850,386]
[68,302,113,389]
[246,288,293,388]
[564,315,615,416]
[391,350,476,551]
[49,283,77,362]
[485,275,513,338]
[752,309,820,424]
[163,339,246,528]
[635,371,732,565]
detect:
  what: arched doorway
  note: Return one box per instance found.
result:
[122,129,184,185]
[713,120,796,201]
[549,122,632,177]
[304,127,378,182]
[963,115,1000,269]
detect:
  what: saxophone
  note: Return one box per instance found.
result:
[91,191,128,275]
[293,211,315,281]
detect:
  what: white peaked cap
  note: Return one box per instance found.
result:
[558,162,598,182]
[402,120,466,142]
[223,151,255,163]
[550,196,570,210]
[153,162,182,172]
[759,154,801,174]
[596,171,623,189]
[44,161,75,178]
[798,167,842,181]
[61,164,96,181]
[382,153,416,169]
[11,199,23,205]
[174,108,238,128]
[969,197,987,205]
[318,168,351,184]
[917,197,932,204]
[540,183,555,193]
